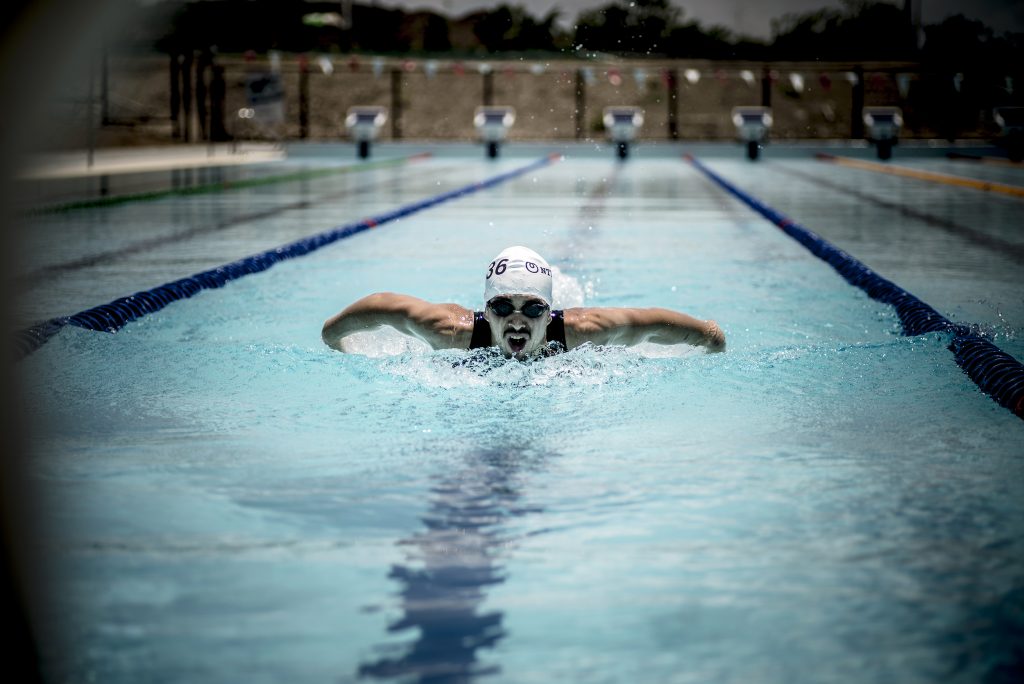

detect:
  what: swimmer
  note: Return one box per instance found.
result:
[322,246,725,359]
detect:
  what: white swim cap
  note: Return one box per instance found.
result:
[483,246,553,305]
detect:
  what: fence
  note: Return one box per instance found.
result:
[75,52,1008,147]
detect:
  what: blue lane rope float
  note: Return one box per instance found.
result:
[685,153,1024,421]
[16,153,563,359]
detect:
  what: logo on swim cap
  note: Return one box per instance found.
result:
[484,246,553,305]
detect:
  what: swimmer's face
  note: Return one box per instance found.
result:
[484,295,551,360]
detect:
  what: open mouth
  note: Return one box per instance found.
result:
[506,334,528,354]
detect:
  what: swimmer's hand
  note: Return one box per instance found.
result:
[702,320,726,352]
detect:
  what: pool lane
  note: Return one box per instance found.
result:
[13,154,551,327]
[688,154,1024,420]
[685,155,1024,344]
[772,165,1024,265]
[816,154,1024,198]
[17,162,431,287]
[15,154,562,357]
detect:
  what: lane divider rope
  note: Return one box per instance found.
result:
[945,152,1024,169]
[815,153,1024,199]
[686,153,1024,420]
[16,153,563,359]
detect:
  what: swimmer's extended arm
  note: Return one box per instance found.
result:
[322,293,474,352]
[563,307,726,352]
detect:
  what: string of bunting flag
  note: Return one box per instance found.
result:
[283,53,1009,97]
[243,47,1013,99]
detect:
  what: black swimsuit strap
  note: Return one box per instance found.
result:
[547,310,567,349]
[468,310,566,350]
[469,311,491,349]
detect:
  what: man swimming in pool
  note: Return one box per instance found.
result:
[322,246,725,359]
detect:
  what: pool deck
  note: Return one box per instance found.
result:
[15,138,1013,180]
[17,142,286,180]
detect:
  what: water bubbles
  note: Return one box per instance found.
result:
[339,329,431,358]
[552,267,585,308]
[376,342,678,407]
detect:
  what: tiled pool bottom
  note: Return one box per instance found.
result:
[15,144,1024,683]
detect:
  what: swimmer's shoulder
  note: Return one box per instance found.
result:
[560,307,624,347]
[412,300,475,349]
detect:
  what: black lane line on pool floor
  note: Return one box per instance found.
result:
[15,153,563,360]
[16,164,457,289]
[775,165,1024,265]
[686,154,1024,421]
[550,164,622,266]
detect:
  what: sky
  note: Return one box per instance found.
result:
[375,0,1024,39]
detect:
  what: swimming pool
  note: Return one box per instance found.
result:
[15,143,1024,683]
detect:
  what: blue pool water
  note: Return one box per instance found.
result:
[15,144,1024,683]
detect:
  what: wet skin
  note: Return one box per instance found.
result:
[483,295,551,360]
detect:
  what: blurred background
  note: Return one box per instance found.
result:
[14,0,1024,150]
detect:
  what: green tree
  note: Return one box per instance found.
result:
[575,0,679,55]
[422,13,451,52]
[472,4,559,53]
[473,5,514,52]
[770,1,912,60]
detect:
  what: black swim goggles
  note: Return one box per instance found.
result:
[487,298,549,318]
